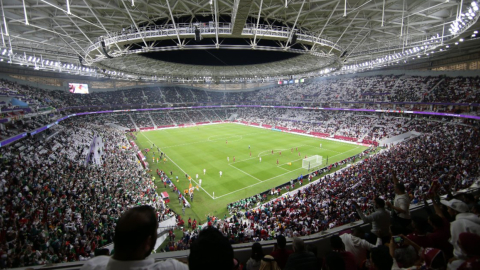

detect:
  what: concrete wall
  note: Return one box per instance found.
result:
[379,131,422,146]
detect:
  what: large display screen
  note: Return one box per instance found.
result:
[68,83,89,94]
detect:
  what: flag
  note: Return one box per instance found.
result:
[308,162,310,171]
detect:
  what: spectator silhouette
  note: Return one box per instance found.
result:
[270,235,293,269]
[369,246,393,270]
[246,242,265,270]
[284,237,319,270]
[81,205,188,270]
[324,251,345,270]
[328,235,357,270]
[189,226,234,270]
[259,255,280,270]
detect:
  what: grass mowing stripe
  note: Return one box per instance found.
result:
[141,131,214,199]
[213,145,363,199]
[133,123,368,222]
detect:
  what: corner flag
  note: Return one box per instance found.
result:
[308,161,310,171]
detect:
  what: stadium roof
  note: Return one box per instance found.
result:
[0,0,479,83]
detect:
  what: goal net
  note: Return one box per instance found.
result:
[302,155,323,170]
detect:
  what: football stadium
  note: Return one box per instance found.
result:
[0,0,480,269]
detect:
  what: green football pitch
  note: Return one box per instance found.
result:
[134,123,368,222]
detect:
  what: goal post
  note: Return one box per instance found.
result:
[302,155,323,170]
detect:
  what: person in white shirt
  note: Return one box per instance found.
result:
[340,227,382,267]
[80,205,188,270]
[386,172,411,233]
[440,199,480,262]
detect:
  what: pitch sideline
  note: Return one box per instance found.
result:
[140,130,364,200]
[214,146,363,199]
[140,132,214,199]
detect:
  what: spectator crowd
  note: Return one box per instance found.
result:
[0,74,479,269]
[0,118,172,268]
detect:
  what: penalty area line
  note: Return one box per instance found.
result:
[214,145,364,199]
[228,163,262,182]
[140,132,214,200]
[214,166,305,199]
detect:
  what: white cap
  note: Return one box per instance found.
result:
[440,199,469,213]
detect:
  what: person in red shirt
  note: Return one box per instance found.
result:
[326,235,357,270]
[407,216,433,248]
[270,235,293,269]
[260,228,267,239]
[457,232,480,270]
[426,210,453,259]
[177,219,185,226]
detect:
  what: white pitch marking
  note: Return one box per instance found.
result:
[214,146,362,199]
[141,132,214,199]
